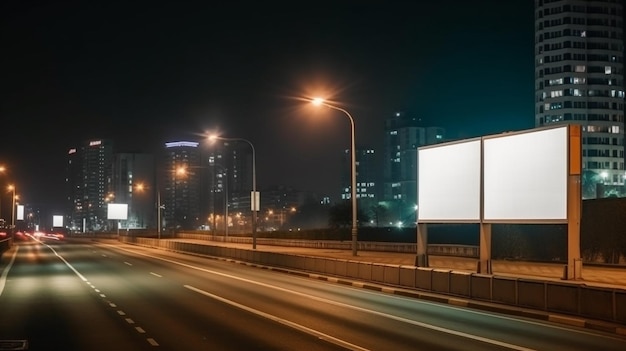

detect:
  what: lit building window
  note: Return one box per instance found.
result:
[575,65,586,73]
[550,90,563,98]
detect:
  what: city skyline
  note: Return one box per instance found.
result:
[1,1,535,213]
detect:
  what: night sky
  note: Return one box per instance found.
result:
[1,1,535,214]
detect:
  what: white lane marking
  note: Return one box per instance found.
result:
[0,247,18,296]
[31,242,161,347]
[125,262,133,266]
[125,318,135,324]
[185,285,370,351]
[136,327,146,333]
[107,244,537,350]
[150,272,162,278]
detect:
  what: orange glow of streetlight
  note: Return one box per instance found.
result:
[308,96,359,256]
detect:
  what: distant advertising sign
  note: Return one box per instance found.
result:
[53,215,64,227]
[107,203,128,220]
[17,205,24,221]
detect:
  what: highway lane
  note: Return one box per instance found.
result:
[1,239,625,350]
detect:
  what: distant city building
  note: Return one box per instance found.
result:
[534,0,625,198]
[383,112,445,224]
[162,141,201,230]
[110,153,155,229]
[66,139,114,232]
[259,185,301,230]
[207,140,255,230]
[340,147,379,214]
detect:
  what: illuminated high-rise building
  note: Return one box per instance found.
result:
[534,0,625,198]
[383,111,445,224]
[207,140,255,230]
[66,139,114,232]
[110,153,155,229]
[162,141,201,230]
[340,147,379,215]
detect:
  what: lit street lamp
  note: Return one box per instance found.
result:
[311,97,358,256]
[209,134,257,249]
[0,166,5,222]
[7,185,16,229]
[135,183,163,239]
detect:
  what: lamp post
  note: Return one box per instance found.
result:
[311,98,358,256]
[0,166,5,222]
[209,135,257,249]
[135,183,162,239]
[7,185,16,229]
[157,189,162,239]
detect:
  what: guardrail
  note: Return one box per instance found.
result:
[174,233,479,257]
[120,236,626,325]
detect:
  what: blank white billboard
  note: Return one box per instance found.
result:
[483,127,568,222]
[53,215,64,227]
[418,139,481,222]
[107,203,128,220]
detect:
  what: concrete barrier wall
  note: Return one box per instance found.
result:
[616,290,626,324]
[546,283,579,315]
[449,271,471,297]
[579,286,616,322]
[415,268,432,291]
[517,279,546,310]
[470,274,492,301]
[399,266,417,288]
[173,233,481,256]
[492,276,517,305]
[119,237,625,324]
[431,269,451,294]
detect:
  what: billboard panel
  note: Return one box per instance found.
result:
[52,215,64,227]
[483,126,568,222]
[418,139,481,222]
[107,203,128,220]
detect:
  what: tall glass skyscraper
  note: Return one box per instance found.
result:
[162,141,201,230]
[66,139,114,232]
[534,0,625,198]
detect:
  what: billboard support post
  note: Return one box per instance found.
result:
[479,223,492,274]
[416,223,428,267]
[566,125,582,280]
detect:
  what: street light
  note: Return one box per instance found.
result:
[310,97,358,256]
[209,134,257,249]
[7,185,16,229]
[0,166,5,222]
[135,183,162,239]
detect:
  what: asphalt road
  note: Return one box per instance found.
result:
[0,239,624,350]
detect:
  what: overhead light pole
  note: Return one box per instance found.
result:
[209,135,257,249]
[7,185,16,229]
[310,98,358,256]
[135,183,162,239]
